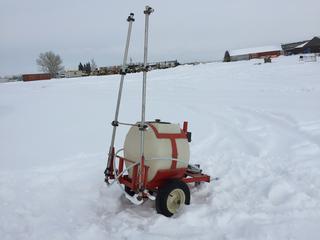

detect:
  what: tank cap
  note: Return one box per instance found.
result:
[155,119,161,122]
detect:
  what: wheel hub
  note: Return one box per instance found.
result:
[167,189,185,214]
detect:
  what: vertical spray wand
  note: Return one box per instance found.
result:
[105,13,135,183]
[139,6,154,192]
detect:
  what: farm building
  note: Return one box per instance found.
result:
[227,46,282,62]
[60,70,87,78]
[281,40,308,55]
[151,60,179,70]
[98,60,180,76]
[281,37,320,55]
[22,73,51,82]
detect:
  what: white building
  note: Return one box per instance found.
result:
[60,70,86,78]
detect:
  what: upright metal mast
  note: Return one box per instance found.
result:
[105,13,135,182]
[139,6,154,191]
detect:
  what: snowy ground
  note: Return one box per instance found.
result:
[1,56,320,240]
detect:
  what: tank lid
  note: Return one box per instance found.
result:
[148,119,171,124]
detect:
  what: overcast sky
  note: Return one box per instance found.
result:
[0,0,319,76]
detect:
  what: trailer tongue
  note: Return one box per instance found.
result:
[104,6,210,217]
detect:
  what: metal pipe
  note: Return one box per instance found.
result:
[117,121,139,127]
[105,13,135,181]
[139,6,154,191]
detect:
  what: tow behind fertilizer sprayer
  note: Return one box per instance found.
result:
[104,6,211,217]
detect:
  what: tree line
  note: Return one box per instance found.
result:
[78,59,97,74]
[36,51,98,77]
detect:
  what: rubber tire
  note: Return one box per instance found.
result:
[156,179,190,217]
[124,186,135,197]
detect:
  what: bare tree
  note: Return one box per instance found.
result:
[36,51,64,77]
[90,59,97,72]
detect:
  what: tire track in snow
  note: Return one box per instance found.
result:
[180,104,320,239]
[224,107,320,210]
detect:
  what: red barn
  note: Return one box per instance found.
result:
[22,73,51,82]
[229,46,282,62]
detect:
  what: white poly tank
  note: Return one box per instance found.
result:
[124,121,190,182]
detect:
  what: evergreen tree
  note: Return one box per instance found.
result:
[224,50,231,62]
[78,62,84,71]
[83,62,91,74]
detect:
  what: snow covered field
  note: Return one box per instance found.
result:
[1,56,320,240]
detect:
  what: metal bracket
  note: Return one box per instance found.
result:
[119,69,127,75]
[127,13,135,22]
[138,124,148,131]
[144,6,154,15]
[125,193,143,205]
[111,121,119,127]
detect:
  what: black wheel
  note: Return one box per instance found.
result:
[155,179,190,217]
[124,186,135,196]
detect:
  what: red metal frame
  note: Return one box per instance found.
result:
[114,121,210,193]
[116,155,210,192]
